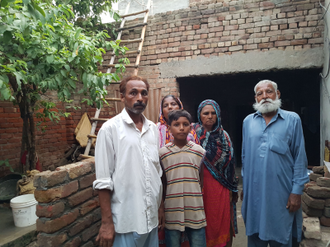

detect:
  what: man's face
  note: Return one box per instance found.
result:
[169,116,191,142]
[121,80,148,115]
[253,82,281,114]
[255,83,279,103]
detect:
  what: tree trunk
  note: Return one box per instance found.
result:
[11,80,38,172]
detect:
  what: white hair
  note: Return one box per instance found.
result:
[254,80,278,94]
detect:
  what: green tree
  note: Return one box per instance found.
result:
[0,0,127,172]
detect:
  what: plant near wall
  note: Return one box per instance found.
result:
[0,0,128,172]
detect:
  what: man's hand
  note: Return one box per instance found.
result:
[96,222,115,247]
[158,202,165,231]
[286,193,301,213]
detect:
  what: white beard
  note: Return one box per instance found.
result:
[253,98,282,114]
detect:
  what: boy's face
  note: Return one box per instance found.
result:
[169,116,191,141]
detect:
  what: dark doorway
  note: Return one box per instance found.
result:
[178,68,321,167]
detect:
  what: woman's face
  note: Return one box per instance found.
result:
[200,105,217,131]
[162,97,180,121]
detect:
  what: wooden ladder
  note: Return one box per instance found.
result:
[81,0,151,159]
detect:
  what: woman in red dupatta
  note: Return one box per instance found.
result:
[193,100,238,247]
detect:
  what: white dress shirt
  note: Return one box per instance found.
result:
[93,108,163,235]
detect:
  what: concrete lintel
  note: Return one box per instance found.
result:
[159,48,324,78]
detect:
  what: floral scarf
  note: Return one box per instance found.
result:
[193,99,237,192]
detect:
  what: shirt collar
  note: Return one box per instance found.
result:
[253,108,285,120]
[121,108,151,131]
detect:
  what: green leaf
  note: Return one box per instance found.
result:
[64,65,70,71]
[34,3,46,17]
[46,55,54,63]
[0,25,7,34]
[67,79,75,89]
[74,28,81,40]
[63,87,70,98]
[60,70,67,77]
[3,31,12,43]
[1,0,8,7]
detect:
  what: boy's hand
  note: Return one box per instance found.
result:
[158,202,165,231]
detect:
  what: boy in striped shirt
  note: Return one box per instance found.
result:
[159,109,207,247]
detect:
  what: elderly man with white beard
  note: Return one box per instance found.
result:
[241,80,309,247]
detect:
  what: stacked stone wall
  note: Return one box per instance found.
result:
[33,158,99,247]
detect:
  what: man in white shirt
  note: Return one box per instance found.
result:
[93,76,164,247]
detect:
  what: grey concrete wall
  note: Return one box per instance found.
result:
[159,47,324,78]
[321,0,330,165]
[118,0,189,17]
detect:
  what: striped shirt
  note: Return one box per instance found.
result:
[159,141,206,231]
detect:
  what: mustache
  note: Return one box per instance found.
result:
[133,102,146,108]
[260,99,274,104]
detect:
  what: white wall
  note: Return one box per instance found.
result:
[321,0,330,165]
[118,0,189,17]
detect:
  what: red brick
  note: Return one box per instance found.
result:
[193,24,200,29]
[68,187,93,207]
[37,233,67,247]
[92,208,102,222]
[80,197,100,216]
[34,180,78,203]
[79,173,96,189]
[321,215,330,227]
[290,39,307,45]
[36,201,65,218]
[37,208,79,233]
[69,214,93,236]
[275,41,290,47]
[63,237,82,247]
[304,181,317,192]
[56,160,93,179]
[34,170,68,188]
[81,221,101,242]
[81,241,95,247]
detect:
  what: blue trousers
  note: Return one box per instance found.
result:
[248,233,298,247]
[165,227,206,247]
[113,227,158,247]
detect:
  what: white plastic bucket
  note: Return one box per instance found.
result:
[10,194,38,227]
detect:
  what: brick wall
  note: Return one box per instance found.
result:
[33,158,99,247]
[101,0,324,97]
[0,88,116,175]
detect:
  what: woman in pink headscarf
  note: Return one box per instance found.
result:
[156,95,199,148]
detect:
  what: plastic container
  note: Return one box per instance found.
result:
[10,194,38,227]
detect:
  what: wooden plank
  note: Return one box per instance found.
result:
[80,154,94,159]
[116,22,148,32]
[112,50,140,55]
[118,38,143,44]
[120,9,148,18]
[103,64,139,68]
[105,97,121,101]
[91,118,109,121]
[133,0,151,76]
